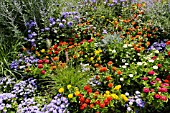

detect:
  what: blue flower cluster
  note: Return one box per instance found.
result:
[0,76,16,92]
[125,91,145,112]
[10,53,39,70]
[11,78,37,98]
[42,94,70,113]
[17,98,42,113]
[0,93,17,112]
[148,41,166,52]
[25,20,37,47]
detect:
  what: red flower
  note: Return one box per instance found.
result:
[95,100,100,105]
[53,45,58,49]
[106,76,112,81]
[154,94,160,99]
[96,75,100,80]
[168,51,170,56]
[54,51,59,54]
[75,34,79,38]
[143,88,150,93]
[166,40,170,45]
[87,88,92,94]
[82,103,88,108]
[45,60,50,64]
[164,79,169,83]
[148,70,155,75]
[99,103,105,108]
[38,64,43,69]
[80,106,85,110]
[108,83,113,88]
[160,96,167,101]
[107,96,113,101]
[90,104,94,109]
[79,97,85,102]
[166,75,170,80]
[152,56,157,60]
[84,85,90,90]
[41,70,46,74]
[38,60,43,64]
[142,77,148,80]
[85,98,91,104]
[104,99,109,105]
[88,39,93,43]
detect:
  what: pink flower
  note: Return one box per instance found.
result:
[150,89,154,92]
[158,87,168,92]
[148,70,155,75]
[143,88,150,93]
[150,80,156,85]
[156,78,161,81]
[160,96,167,101]
[154,94,160,99]
[152,56,157,60]
[157,64,162,68]
[161,83,169,87]
[142,77,148,80]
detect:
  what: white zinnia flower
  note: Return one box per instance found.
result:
[148,59,154,63]
[153,65,158,69]
[122,65,127,68]
[137,62,143,66]
[129,74,133,77]
[120,78,124,81]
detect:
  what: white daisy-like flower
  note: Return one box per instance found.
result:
[137,62,143,66]
[125,63,129,65]
[122,65,127,68]
[122,59,126,63]
[129,74,133,77]
[148,59,154,63]
[120,78,124,81]
[153,65,158,69]
[112,49,116,53]
[125,92,129,96]
[123,44,128,48]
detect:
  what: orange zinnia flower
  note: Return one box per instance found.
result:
[108,61,113,66]
[112,66,117,71]
[99,67,107,72]
[117,70,122,75]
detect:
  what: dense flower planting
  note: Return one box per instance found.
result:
[0,0,170,113]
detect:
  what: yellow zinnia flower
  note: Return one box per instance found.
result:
[58,87,64,93]
[111,94,118,100]
[41,49,45,53]
[68,94,73,98]
[105,91,110,95]
[114,85,121,90]
[67,85,72,89]
[74,91,80,96]
[94,50,100,55]
[121,94,128,102]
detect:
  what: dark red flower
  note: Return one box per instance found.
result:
[104,99,109,105]
[38,60,43,64]
[85,98,91,104]
[152,56,157,60]
[87,88,92,94]
[38,64,43,69]
[84,85,90,90]
[41,70,46,74]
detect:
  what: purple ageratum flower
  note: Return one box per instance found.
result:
[59,23,64,28]
[49,17,56,25]
[113,0,118,3]
[56,19,60,22]
[28,34,33,39]
[103,30,107,34]
[32,32,37,36]
[41,29,45,32]
[120,0,126,2]
[67,21,73,27]
[45,27,50,31]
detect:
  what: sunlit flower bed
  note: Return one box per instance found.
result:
[0,0,170,113]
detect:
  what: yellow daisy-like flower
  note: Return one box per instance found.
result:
[68,94,73,98]
[90,57,94,61]
[111,94,118,100]
[67,85,72,89]
[41,49,45,53]
[37,54,41,56]
[121,94,128,102]
[114,85,121,90]
[100,16,105,18]
[99,49,102,53]
[46,56,49,59]
[58,87,64,93]
[97,57,101,61]
[94,50,100,55]
[105,91,110,95]
[74,91,80,96]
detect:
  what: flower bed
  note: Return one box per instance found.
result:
[0,0,170,113]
